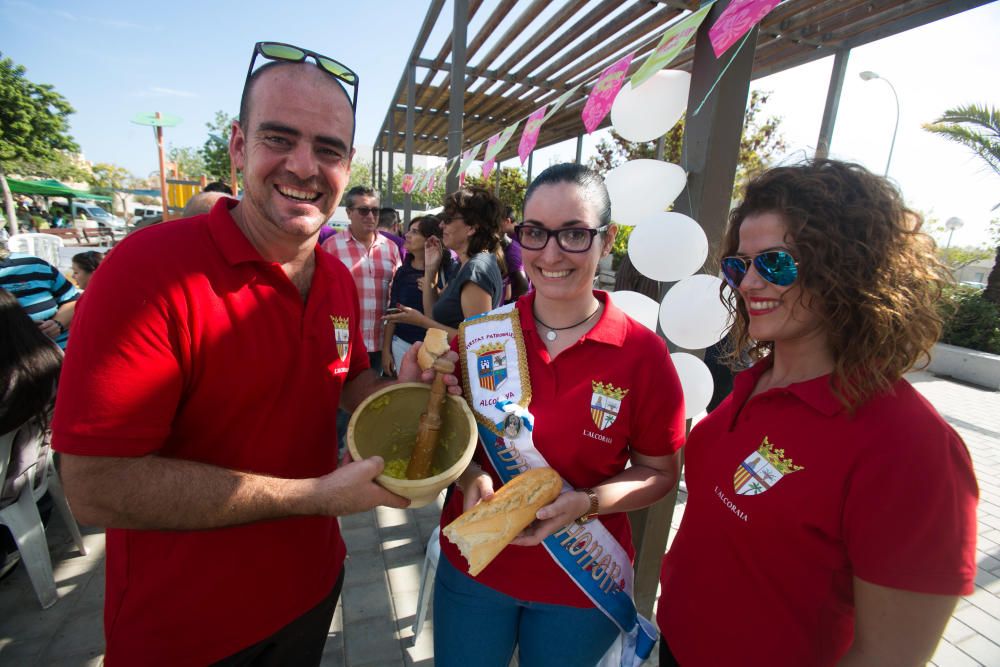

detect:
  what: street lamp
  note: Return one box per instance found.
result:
[945,217,964,249]
[859,71,899,177]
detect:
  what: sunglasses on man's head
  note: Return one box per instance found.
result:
[721,250,799,288]
[246,41,359,111]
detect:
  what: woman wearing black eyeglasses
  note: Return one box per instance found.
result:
[433,163,686,666]
[656,160,978,667]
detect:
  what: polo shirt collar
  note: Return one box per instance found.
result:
[207,197,266,266]
[734,355,844,417]
[519,290,628,348]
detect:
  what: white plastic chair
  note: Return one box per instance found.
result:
[412,525,441,642]
[0,422,88,608]
[7,233,65,268]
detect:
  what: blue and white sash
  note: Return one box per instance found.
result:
[458,304,657,666]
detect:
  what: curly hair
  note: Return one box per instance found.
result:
[443,186,506,276]
[721,159,947,412]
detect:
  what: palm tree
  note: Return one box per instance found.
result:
[923,104,1000,305]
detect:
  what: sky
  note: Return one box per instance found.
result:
[2,0,998,247]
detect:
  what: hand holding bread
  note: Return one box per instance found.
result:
[416,327,454,373]
[443,467,563,576]
[393,332,462,396]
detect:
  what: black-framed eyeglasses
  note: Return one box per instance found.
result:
[348,206,379,217]
[721,250,799,288]
[514,223,610,253]
[245,41,359,111]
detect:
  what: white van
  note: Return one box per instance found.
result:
[129,204,163,221]
[71,201,126,229]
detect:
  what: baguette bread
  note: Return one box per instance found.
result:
[417,327,450,371]
[443,467,563,576]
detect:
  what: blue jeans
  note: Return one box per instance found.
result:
[433,555,619,667]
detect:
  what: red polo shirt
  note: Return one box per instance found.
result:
[658,357,978,666]
[440,291,686,606]
[52,198,369,665]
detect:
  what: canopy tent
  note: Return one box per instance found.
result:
[5,177,113,202]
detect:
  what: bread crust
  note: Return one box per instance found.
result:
[443,467,563,576]
[417,327,450,370]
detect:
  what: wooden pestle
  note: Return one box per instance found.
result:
[406,353,455,480]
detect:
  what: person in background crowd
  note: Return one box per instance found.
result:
[433,163,685,666]
[0,288,64,577]
[203,180,234,195]
[0,240,78,349]
[657,160,978,667]
[500,204,529,304]
[321,185,401,372]
[380,215,455,377]
[181,191,230,218]
[51,208,66,228]
[0,285,62,471]
[383,186,504,339]
[71,251,103,290]
[51,43,458,665]
[378,207,405,256]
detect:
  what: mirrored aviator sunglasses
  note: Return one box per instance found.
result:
[249,41,359,109]
[721,250,798,288]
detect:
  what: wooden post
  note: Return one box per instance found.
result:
[155,113,170,221]
[628,0,760,619]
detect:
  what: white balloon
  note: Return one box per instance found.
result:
[627,212,708,282]
[611,70,691,142]
[659,274,733,350]
[670,352,714,419]
[604,160,687,227]
[607,290,659,332]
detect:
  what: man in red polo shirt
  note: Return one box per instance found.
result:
[51,43,455,665]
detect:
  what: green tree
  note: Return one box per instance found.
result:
[347,159,373,194]
[922,212,994,273]
[592,91,787,277]
[386,166,446,210]
[590,90,787,189]
[463,167,529,216]
[7,151,90,183]
[166,145,206,180]
[200,110,237,185]
[923,104,1000,304]
[88,163,134,217]
[0,53,80,234]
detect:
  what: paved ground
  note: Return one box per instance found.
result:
[1,369,998,666]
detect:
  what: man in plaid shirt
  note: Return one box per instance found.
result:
[321,185,401,370]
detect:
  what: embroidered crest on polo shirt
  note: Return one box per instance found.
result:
[733,437,804,496]
[330,315,350,361]
[476,342,509,391]
[590,381,628,430]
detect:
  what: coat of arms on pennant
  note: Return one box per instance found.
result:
[590,381,628,430]
[476,342,508,391]
[330,315,350,361]
[733,437,804,496]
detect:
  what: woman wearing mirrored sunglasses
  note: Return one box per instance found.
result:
[657,160,978,667]
[433,164,686,666]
